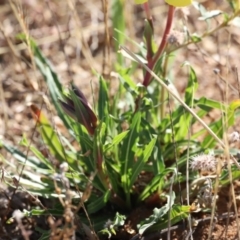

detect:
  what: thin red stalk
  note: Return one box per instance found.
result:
[143,2,151,20]
[143,5,175,87]
[97,147,103,171]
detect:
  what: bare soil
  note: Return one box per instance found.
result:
[1,0,240,239]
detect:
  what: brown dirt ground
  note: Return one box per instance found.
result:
[1,0,240,239]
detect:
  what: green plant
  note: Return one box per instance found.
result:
[2,0,240,239]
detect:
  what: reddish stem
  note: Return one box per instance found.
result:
[97,147,103,171]
[143,2,151,21]
[143,5,175,87]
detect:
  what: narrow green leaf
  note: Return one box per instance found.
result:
[38,232,50,240]
[20,135,53,170]
[30,105,66,162]
[112,0,125,65]
[87,190,111,214]
[31,209,64,216]
[30,105,77,169]
[2,142,41,167]
[33,48,73,132]
[201,119,223,148]
[183,63,198,106]
[138,168,176,201]
[195,97,226,110]
[121,112,141,207]
[98,76,109,122]
[104,159,121,196]
[104,130,129,152]
[129,136,157,188]
[119,74,139,96]
[174,63,197,140]
[221,169,240,185]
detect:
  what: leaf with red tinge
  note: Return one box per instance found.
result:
[59,85,98,136]
[30,104,76,166]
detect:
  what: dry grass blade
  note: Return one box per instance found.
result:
[66,0,98,71]
[8,0,39,91]
[0,21,36,91]
[101,0,111,77]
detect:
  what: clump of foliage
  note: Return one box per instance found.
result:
[2,0,240,239]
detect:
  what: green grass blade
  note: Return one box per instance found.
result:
[195,97,226,111]
[33,50,73,133]
[30,104,65,162]
[112,0,126,65]
[104,130,129,152]
[30,105,77,169]
[129,135,157,188]
[19,135,54,170]
[121,111,141,207]
[184,63,198,105]
[173,64,198,140]
[16,35,74,133]
[138,168,175,202]
[87,190,111,214]
[1,141,40,166]
[98,76,109,122]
